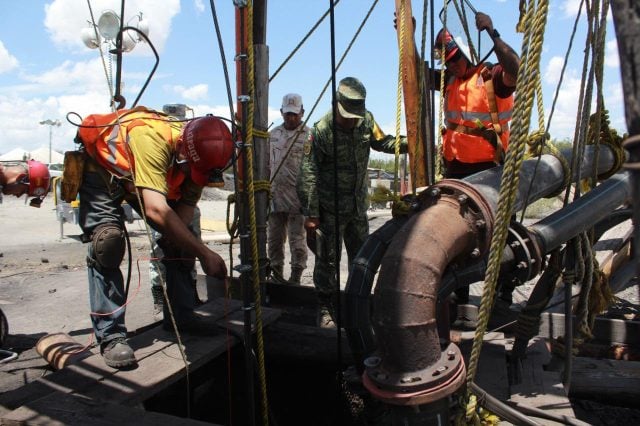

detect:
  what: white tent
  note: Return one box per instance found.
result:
[0,147,29,161]
[30,146,65,164]
[0,146,64,164]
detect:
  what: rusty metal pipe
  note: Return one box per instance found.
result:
[373,201,474,372]
[367,180,493,398]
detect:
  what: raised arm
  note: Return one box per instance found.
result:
[476,12,520,87]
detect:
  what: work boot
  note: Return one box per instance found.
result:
[288,267,304,285]
[271,264,285,283]
[317,305,336,329]
[101,337,136,369]
[151,285,164,321]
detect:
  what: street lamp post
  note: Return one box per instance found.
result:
[39,119,61,164]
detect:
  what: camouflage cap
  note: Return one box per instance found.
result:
[337,77,366,119]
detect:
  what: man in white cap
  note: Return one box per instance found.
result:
[297,77,407,327]
[268,93,311,284]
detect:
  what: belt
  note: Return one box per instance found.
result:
[446,121,509,136]
[446,122,485,137]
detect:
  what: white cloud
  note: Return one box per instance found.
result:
[194,0,205,13]
[0,41,19,74]
[544,56,566,87]
[44,0,180,54]
[561,0,584,17]
[169,84,209,101]
[605,38,619,68]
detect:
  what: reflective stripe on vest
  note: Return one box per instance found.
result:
[443,67,514,163]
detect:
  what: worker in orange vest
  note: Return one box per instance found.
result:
[73,107,233,368]
[434,12,520,178]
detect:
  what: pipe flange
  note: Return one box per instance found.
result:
[363,343,466,406]
[418,180,494,257]
[504,221,543,284]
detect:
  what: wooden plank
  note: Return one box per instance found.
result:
[570,356,640,406]
[538,312,640,346]
[2,392,216,426]
[509,338,576,421]
[546,226,633,314]
[394,0,428,188]
[454,303,640,346]
[0,298,280,418]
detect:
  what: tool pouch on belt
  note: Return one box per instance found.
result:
[61,151,85,203]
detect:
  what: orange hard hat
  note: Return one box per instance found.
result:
[434,28,460,63]
[180,115,234,187]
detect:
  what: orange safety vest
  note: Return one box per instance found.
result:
[442,66,514,163]
[78,107,186,198]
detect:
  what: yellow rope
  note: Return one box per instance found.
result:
[465,1,549,422]
[435,0,447,182]
[252,128,270,139]
[394,0,406,197]
[244,2,269,424]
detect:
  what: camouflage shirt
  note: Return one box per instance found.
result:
[296,110,406,218]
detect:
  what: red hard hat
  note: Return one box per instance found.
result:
[26,160,51,197]
[435,28,459,63]
[180,115,234,187]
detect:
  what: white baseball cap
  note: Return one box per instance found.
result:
[281,93,303,114]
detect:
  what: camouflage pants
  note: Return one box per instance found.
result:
[267,211,308,270]
[313,209,369,306]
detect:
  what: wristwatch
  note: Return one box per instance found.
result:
[491,28,500,39]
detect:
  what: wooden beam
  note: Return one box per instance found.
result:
[570,356,640,406]
[2,392,217,426]
[0,299,280,418]
[395,0,428,189]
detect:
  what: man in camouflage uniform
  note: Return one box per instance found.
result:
[297,77,407,327]
[268,93,310,284]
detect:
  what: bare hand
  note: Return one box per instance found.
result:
[304,217,320,254]
[475,12,494,34]
[200,250,228,279]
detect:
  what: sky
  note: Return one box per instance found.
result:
[0,0,626,160]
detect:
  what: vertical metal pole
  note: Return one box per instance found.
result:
[234,3,256,424]
[610,1,640,274]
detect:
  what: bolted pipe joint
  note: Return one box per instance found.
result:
[363,342,466,406]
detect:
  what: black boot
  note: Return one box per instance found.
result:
[288,267,304,285]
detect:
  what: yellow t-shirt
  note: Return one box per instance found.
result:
[127,122,202,205]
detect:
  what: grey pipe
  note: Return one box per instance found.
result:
[529,172,631,253]
[465,145,616,212]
